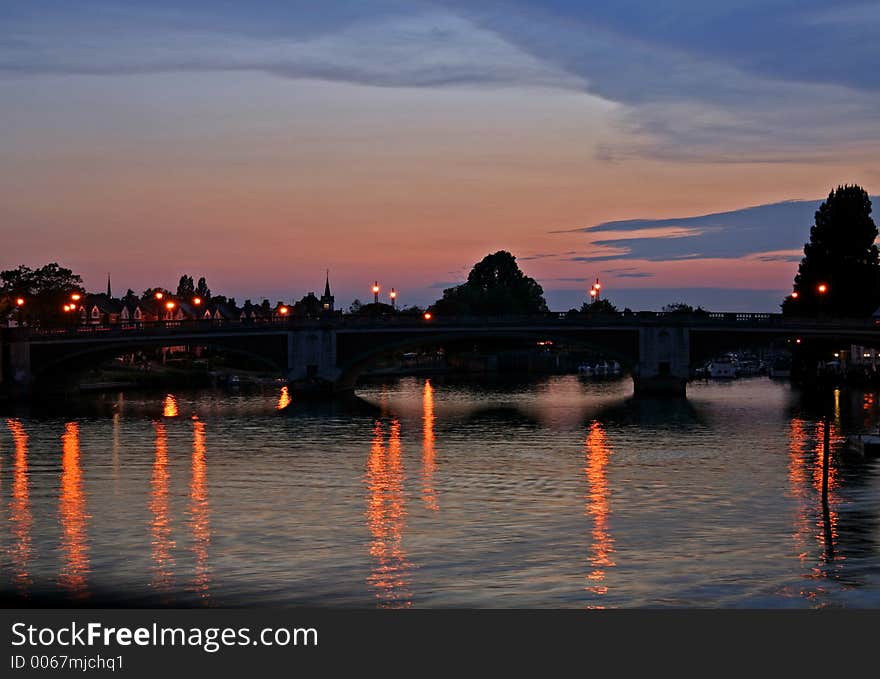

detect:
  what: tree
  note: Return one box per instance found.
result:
[783,185,880,317]
[349,299,363,314]
[357,301,395,315]
[141,287,173,301]
[195,277,211,299]
[581,299,618,314]
[431,251,548,315]
[176,275,195,298]
[662,302,707,316]
[1,263,83,325]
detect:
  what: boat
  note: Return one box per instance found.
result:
[708,357,736,379]
[769,356,792,378]
[846,433,880,457]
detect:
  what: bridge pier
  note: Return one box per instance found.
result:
[286,329,346,396]
[634,327,690,397]
[9,341,32,387]
[0,339,33,397]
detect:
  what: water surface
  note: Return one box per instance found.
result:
[1,376,879,608]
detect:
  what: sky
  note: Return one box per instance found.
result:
[2,1,880,312]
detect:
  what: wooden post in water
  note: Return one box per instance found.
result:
[821,411,830,501]
[821,409,834,561]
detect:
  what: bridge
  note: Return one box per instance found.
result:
[2,312,879,397]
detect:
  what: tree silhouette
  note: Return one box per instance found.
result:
[581,298,618,314]
[783,185,879,317]
[431,251,548,315]
[1,263,83,324]
[176,275,195,298]
[195,277,211,299]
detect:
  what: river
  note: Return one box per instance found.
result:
[1,376,879,607]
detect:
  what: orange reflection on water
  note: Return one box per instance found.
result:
[150,422,175,592]
[421,380,439,511]
[786,416,841,603]
[163,395,179,418]
[190,418,211,600]
[813,418,840,564]
[59,422,90,598]
[7,419,33,594]
[277,386,292,410]
[787,418,812,563]
[584,420,615,604]
[365,420,412,607]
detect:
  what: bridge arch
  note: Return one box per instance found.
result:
[333,328,640,392]
[29,337,288,383]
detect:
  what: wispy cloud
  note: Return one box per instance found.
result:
[438,1,880,160]
[0,3,578,90]
[560,199,841,263]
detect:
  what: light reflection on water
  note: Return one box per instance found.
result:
[59,422,89,598]
[1,376,879,607]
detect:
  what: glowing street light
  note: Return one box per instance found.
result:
[193,297,202,306]
[423,312,433,321]
[790,291,799,299]
[15,297,24,306]
[372,282,380,305]
[278,306,289,316]
[817,283,829,315]
[70,293,81,302]
[389,288,397,309]
[155,291,164,301]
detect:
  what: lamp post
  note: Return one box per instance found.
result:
[154,291,164,324]
[13,297,24,326]
[817,283,828,316]
[372,282,380,305]
[389,288,397,310]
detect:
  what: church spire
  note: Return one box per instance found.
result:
[321,270,334,311]
[106,272,112,298]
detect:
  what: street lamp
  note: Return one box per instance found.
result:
[165,300,175,321]
[71,293,81,302]
[791,291,799,299]
[817,283,828,315]
[193,297,202,306]
[389,288,397,309]
[15,297,24,307]
[372,282,380,305]
[155,291,164,300]
[278,305,289,316]
[423,312,433,321]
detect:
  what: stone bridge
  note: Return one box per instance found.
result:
[2,312,879,397]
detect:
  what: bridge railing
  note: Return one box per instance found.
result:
[4,311,880,340]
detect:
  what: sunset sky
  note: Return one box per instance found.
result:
[3,1,880,311]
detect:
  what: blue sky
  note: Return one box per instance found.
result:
[2,1,878,310]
